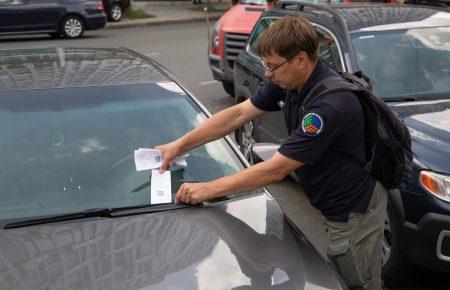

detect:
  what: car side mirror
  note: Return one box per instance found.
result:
[252,143,280,162]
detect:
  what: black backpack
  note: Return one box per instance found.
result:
[299,71,413,190]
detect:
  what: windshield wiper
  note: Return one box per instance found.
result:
[4,208,113,229]
[4,203,196,229]
[383,96,417,102]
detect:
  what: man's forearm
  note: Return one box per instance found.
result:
[177,105,246,153]
[208,160,288,198]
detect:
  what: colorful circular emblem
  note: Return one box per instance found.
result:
[302,113,324,136]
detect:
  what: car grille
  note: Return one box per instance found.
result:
[223,33,248,71]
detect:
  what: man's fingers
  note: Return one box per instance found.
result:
[175,183,189,204]
[180,184,190,204]
[174,186,183,204]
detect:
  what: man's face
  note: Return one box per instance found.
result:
[261,53,305,91]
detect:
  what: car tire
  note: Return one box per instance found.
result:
[109,3,123,22]
[222,82,235,97]
[381,201,416,286]
[61,16,85,39]
[235,120,257,164]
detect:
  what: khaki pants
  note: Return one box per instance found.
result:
[325,181,388,290]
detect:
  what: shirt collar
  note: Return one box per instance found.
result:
[288,58,326,102]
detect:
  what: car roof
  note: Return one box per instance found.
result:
[0,48,168,92]
[272,2,450,32]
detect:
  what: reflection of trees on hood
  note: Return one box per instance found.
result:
[0,213,218,289]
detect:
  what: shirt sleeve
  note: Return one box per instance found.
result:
[250,79,285,112]
[277,102,345,165]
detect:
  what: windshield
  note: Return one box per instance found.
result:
[352,27,450,100]
[0,83,244,221]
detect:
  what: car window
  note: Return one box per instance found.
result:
[247,18,343,73]
[315,25,343,71]
[0,0,24,5]
[352,27,450,100]
[0,83,246,221]
[247,17,279,57]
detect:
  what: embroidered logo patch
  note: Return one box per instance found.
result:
[302,113,324,136]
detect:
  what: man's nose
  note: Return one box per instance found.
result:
[264,70,273,78]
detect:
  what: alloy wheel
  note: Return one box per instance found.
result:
[64,18,83,38]
[111,5,123,21]
[239,121,255,164]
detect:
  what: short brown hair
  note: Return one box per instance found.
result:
[256,16,318,60]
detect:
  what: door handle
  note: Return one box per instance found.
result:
[243,80,249,87]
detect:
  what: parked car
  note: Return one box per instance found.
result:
[0,47,347,289]
[102,0,130,22]
[0,0,106,39]
[234,1,450,285]
[209,0,268,96]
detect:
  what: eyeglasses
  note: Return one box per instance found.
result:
[261,54,297,74]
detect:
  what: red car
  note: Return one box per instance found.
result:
[208,0,267,96]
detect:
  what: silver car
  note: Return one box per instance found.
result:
[0,48,346,290]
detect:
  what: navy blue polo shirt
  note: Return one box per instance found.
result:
[250,59,376,222]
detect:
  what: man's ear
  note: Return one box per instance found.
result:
[296,51,309,68]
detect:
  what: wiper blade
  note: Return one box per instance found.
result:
[4,208,113,229]
[4,203,198,229]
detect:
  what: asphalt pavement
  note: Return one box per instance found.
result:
[106,0,229,29]
[1,12,449,290]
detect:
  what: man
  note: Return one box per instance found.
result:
[156,16,387,290]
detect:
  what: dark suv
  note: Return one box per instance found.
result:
[0,0,106,39]
[234,1,450,286]
[102,0,130,22]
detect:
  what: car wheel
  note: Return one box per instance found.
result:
[235,120,256,164]
[109,3,123,22]
[381,202,416,286]
[61,16,84,39]
[222,82,235,97]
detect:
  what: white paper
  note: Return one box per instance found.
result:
[151,169,172,204]
[134,148,188,171]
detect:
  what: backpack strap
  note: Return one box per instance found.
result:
[298,74,369,170]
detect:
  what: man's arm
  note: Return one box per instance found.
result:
[179,99,265,152]
[157,99,266,172]
[175,152,304,204]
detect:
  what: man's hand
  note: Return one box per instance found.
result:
[175,182,217,205]
[155,141,183,173]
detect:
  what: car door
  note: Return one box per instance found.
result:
[21,0,62,31]
[236,16,289,144]
[0,0,28,33]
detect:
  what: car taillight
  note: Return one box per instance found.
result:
[98,1,104,10]
[419,171,450,202]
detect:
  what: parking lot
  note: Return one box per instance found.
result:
[0,20,332,286]
[0,16,449,290]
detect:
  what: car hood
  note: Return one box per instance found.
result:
[221,4,266,34]
[389,100,450,173]
[0,193,343,290]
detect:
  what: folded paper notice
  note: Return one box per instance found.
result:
[134,148,188,171]
[151,169,172,204]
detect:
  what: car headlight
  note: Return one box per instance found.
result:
[419,170,450,202]
[211,20,220,52]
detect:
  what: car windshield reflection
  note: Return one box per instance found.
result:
[352,27,450,101]
[0,82,244,221]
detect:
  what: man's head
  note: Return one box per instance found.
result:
[256,16,319,91]
[266,0,278,9]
